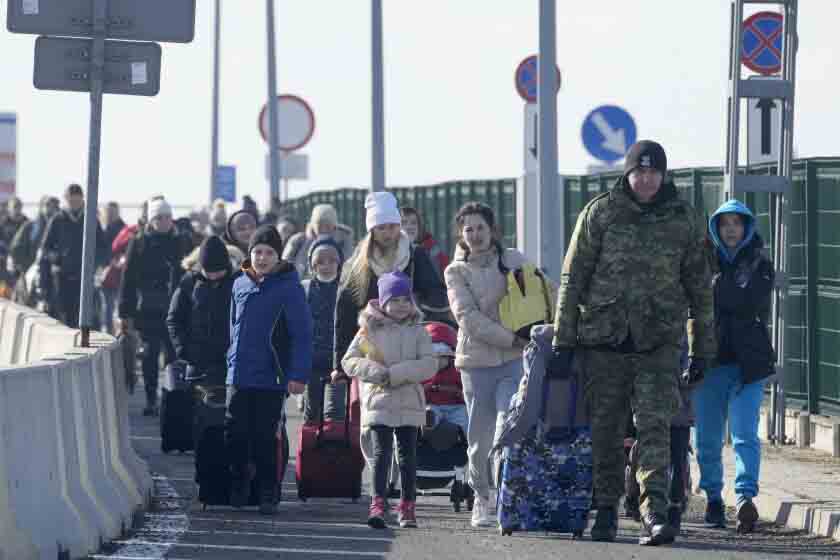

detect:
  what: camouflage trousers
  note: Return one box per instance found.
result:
[582,344,679,517]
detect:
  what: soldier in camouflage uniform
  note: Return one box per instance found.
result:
[549,140,716,546]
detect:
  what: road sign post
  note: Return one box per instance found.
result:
[8,0,195,345]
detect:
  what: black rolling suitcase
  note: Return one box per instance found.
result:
[194,385,290,508]
[159,361,195,453]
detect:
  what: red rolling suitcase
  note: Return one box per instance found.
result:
[296,378,364,501]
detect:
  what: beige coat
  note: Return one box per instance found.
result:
[342,302,437,428]
[445,243,538,369]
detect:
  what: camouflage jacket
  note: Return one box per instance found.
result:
[552,179,717,359]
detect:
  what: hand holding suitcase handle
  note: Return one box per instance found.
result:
[315,374,354,449]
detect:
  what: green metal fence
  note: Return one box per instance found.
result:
[283,157,840,414]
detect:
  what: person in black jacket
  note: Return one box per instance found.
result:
[166,235,234,387]
[332,191,449,384]
[118,197,184,416]
[39,184,108,327]
[693,199,775,534]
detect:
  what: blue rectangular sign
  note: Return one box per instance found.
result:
[213,165,236,203]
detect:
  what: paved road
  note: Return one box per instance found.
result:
[91,381,840,560]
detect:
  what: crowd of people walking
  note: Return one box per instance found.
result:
[0,140,776,545]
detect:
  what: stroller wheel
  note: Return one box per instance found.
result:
[500,526,513,536]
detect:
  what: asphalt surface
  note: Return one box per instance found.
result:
[90,379,840,560]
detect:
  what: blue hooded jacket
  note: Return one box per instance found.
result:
[708,199,756,264]
[707,199,775,384]
[227,262,313,389]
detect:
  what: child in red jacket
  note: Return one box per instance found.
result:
[421,322,468,434]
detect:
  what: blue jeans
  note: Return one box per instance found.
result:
[693,364,764,503]
[429,404,469,435]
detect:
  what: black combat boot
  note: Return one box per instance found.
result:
[736,498,758,534]
[639,512,676,546]
[590,507,618,542]
[704,499,727,529]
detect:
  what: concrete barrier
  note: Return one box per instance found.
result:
[0,301,151,560]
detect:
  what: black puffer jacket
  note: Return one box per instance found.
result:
[712,234,775,385]
[166,270,234,378]
[118,229,184,326]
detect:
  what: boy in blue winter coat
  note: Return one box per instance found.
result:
[226,225,313,514]
[694,200,775,534]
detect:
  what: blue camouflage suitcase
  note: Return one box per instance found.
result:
[497,359,592,537]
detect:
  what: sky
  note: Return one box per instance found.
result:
[2,1,839,217]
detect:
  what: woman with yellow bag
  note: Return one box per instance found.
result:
[444,202,556,528]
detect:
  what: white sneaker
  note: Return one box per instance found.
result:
[471,496,496,528]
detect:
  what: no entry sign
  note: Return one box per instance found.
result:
[741,12,783,75]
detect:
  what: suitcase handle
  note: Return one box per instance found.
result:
[315,375,353,448]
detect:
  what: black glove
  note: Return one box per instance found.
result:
[681,356,706,387]
[547,346,575,379]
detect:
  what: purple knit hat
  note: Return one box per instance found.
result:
[378,271,412,308]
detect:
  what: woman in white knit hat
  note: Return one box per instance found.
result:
[282,203,354,279]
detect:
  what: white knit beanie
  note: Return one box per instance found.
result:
[147,197,172,220]
[364,191,401,232]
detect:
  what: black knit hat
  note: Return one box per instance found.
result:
[199,235,231,273]
[624,140,667,176]
[248,224,284,256]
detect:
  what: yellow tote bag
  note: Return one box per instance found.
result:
[498,263,554,340]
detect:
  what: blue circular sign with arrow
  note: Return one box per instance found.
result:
[741,12,783,75]
[581,105,637,163]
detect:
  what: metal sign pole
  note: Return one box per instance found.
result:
[266,0,281,203]
[537,0,561,280]
[371,0,385,193]
[78,0,108,347]
[210,0,221,205]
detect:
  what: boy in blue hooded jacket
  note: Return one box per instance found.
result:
[226,225,313,514]
[693,200,775,534]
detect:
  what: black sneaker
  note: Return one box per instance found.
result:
[704,499,727,529]
[667,505,682,535]
[736,498,758,534]
[142,405,158,417]
[590,507,618,542]
[639,512,676,546]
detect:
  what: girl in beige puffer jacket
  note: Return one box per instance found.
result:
[342,271,437,529]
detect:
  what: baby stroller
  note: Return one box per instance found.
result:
[398,322,473,511]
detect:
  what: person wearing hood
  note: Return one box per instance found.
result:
[300,235,346,424]
[342,271,437,529]
[693,200,775,534]
[550,141,716,545]
[39,184,108,327]
[225,209,258,256]
[282,203,354,279]
[226,225,312,515]
[167,235,235,386]
[333,192,448,391]
[118,197,185,415]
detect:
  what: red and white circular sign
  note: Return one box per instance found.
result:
[258,94,315,151]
